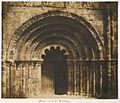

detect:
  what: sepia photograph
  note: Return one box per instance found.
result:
[1,1,119,102]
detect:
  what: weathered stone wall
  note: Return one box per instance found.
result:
[2,2,118,60]
[2,2,118,98]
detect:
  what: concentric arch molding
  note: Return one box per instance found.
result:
[11,10,105,60]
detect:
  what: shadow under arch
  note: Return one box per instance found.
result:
[14,10,104,60]
[11,10,105,98]
[41,46,68,95]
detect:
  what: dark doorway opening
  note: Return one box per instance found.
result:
[41,46,68,95]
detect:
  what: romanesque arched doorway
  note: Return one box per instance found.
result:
[41,46,68,95]
[9,10,107,98]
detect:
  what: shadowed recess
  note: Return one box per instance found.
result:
[41,46,68,95]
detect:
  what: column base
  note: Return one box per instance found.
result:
[67,92,71,95]
[73,92,79,95]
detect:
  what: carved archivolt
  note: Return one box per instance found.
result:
[8,10,104,61]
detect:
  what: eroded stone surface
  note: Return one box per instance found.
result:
[2,2,118,98]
